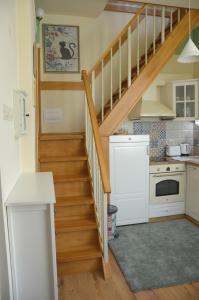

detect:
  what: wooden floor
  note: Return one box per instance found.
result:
[59,250,199,300]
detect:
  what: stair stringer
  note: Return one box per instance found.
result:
[99,10,199,137]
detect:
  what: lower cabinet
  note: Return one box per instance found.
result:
[5,173,58,300]
[186,165,199,221]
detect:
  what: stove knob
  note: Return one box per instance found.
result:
[166,167,170,171]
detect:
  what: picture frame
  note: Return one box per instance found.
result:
[43,24,80,73]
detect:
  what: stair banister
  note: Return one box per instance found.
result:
[89,4,146,79]
[82,70,111,263]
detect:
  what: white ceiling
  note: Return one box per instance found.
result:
[35,0,108,18]
[127,0,199,9]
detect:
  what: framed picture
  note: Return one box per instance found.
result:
[43,24,80,73]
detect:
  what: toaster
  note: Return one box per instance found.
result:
[166,145,181,157]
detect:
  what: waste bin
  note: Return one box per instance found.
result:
[108,205,119,240]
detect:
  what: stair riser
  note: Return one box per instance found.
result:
[40,161,88,177]
[40,139,85,157]
[55,204,94,218]
[54,181,91,197]
[56,229,98,252]
[57,258,102,276]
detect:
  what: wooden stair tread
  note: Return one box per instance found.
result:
[39,156,87,163]
[56,218,97,232]
[56,196,93,206]
[40,133,84,141]
[57,246,102,263]
[54,175,90,183]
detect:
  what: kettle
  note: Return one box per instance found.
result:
[180,144,192,156]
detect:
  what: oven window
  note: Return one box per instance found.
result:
[156,180,179,197]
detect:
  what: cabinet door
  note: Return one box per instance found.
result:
[187,166,199,221]
[110,143,149,225]
[175,85,185,118]
[185,83,196,118]
[175,82,198,119]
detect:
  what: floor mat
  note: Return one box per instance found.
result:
[109,219,199,292]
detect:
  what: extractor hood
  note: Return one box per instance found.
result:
[129,99,176,119]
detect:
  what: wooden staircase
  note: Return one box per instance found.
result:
[87,4,199,137]
[38,133,103,277]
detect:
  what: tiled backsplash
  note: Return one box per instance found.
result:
[133,121,166,158]
[119,120,194,159]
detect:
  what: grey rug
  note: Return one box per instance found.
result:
[109,219,199,292]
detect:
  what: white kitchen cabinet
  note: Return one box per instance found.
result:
[161,79,199,120]
[5,172,58,300]
[186,165,199,221]
[109,135,149,226]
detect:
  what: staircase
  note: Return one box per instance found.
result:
[39,133,104,277]
[36,2,199,282]
[87,4,199,137]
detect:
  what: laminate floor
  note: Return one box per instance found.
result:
[59,251,199,300]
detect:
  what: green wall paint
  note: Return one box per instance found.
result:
[36,19,41,44]
[176,26,199,55]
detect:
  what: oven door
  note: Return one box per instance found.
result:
[150,172,185,204]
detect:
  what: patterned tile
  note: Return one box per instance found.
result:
[119,120,194,159]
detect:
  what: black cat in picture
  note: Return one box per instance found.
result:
[59,41,76,60]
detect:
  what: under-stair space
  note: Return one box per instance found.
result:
[39,133,103,277]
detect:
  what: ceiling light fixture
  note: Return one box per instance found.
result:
[177,0,199,63]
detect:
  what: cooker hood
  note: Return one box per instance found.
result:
[129,99,176,119]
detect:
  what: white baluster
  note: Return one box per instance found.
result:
[161,6,165,44]
[119,37,122,99]
[170,8,173,32]
[128,25,131,88]
[137,16,140,76]
[153,7,156,54]
[145,6,148,65]
[91,70,95,105]
[101,59,104,121]
[103,193,108,262]
[110,48,113,110]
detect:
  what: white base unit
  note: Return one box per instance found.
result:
[110,135,149,226]
[6,173,58,300]
[186,165,199,221]
[149,202,185,218]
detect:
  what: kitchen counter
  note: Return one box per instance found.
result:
[150,157,199,167]
[171,156,199,167]
[150,160,184,165]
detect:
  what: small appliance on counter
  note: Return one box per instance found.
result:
[180,143,192,156]
[166,145,181,157]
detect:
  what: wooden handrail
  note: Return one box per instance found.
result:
[89,4,146,78]
[82,70,111,194]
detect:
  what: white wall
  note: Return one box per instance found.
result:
[16,0,36,172]
[0,0,36,298]
[0,1,20,298]
[40,11,133,133]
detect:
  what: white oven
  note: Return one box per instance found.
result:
[150,163,185,205]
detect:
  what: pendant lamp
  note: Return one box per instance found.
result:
[177,0,199,63]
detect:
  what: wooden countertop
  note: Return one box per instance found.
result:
[150,158,199,167]
[150,160,184,166]
[6,172,56,206]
